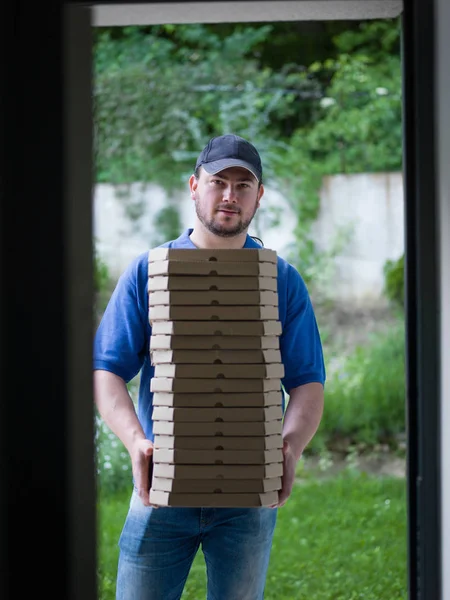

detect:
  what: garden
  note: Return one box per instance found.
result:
[93,16,407,599]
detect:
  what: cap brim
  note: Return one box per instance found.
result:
[202,159,260,182]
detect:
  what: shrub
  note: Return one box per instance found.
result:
[95,378,139,494]
[383,253,404,309]
[309,317,406,451]
[95,416,131,495]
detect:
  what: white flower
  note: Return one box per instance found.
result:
[376,87,389,96]
[104,462,112,470]
[319,97,336,109]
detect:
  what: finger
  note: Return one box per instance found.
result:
[137,438,154,456]
[137,488,151,507]
[277,475,294,507]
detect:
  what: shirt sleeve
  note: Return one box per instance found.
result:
[93,253,150,383]
[280,264,326,393]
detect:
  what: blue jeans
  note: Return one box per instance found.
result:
[116,490,278,600]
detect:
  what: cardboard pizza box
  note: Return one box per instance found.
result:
[148,490,279,507]
[147,275,278,292]
[153,363,285,379]
[152,447,283,465]
[149,305,279,322]
[150,349,281,365]
[150,320,282,337]
[148,261,277,278]
[152,462,283,479]
[148,290,278,307]
[150,335,280,351]
[152,390,283,408]
[151,405,283,423]
[150,476,282,493]
[148,248,277,264]
[150,377,281,393]
[152,434,283,450]
[152,419,283,437]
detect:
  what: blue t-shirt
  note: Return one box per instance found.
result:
[93,229,326,441]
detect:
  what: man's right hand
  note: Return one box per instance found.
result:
[131,438,154,507]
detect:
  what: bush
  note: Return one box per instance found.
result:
[95,416,131,495]
[310,317,406,451]
[383,253,404,309]
[94,249,116,319]
[94,252,110,295]
[95,378,139,494]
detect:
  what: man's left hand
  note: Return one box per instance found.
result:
[271,439,299,508]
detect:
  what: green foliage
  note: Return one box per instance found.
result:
[95,379,139,494]
[97,473,407,600]
[304,19,402,174]
[95,415,131,495]
[384,253,405,308]
[310,317,406,451]
[150,204,183,247]
[94,248,115,318]
[94,250,110,295]
[93,24,315,189]
[271,18,402,282]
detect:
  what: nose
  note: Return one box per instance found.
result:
[223,185,238,202]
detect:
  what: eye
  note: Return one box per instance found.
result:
[212,179,224,185]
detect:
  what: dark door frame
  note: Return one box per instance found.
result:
[1,1,443,598]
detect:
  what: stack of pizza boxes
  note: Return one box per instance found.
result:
[147,247,284,508]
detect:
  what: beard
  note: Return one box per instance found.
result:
[194,200,258,238]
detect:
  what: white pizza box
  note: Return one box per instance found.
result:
[150,348,281,365]
[152,390,282,408]
[151,405,283,423]
[148,290,278,307]
[150,476,282,493]
[152,434,283,450]
[148,261,277,278]
[152,419,283,437]
[148,489,279,507]
[149,305,279,322]
[150,320,282,337]
[150,377,281,393]
[150,335,280,351]
[152,447,283,465]
[152,462,283,479]
[147,275,277,292]
[148,248,277,263]
[153,363,285,379]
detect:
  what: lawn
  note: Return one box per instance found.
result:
[97,472,407,600]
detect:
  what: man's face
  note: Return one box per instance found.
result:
[189,166,264,237]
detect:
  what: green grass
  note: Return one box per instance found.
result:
[97,473,407,600]
[310,319,406,451]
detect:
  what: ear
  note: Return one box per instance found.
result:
[256,183,265,209]
[189,174,198,198]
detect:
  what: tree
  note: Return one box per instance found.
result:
[93,24,318,189]
[270,18,402,284]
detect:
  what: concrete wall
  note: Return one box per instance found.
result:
[93,172,404,307]
[313,172,404,305]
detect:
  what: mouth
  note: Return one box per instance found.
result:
[217,208,239,215]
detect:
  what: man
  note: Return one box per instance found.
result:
[94,134,326,600]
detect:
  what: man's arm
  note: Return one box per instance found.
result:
[94,369,154,505]
[277,382,324,507]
